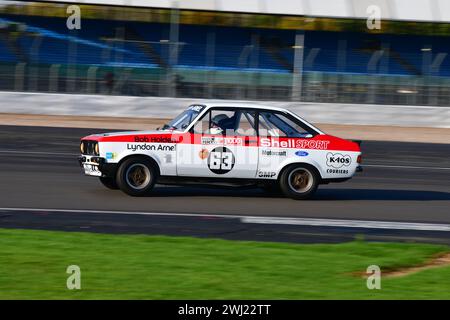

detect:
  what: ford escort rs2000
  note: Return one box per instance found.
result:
[78,103,362,199]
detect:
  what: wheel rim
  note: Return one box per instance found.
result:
[288,168,314,193]
[125,164,151,190]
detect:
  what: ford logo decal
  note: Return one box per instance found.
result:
[295,151,309,157]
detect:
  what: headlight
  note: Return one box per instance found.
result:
[94,143,99,155]
[80,142,84,154]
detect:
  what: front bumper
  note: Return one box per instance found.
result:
[78,155,105,166]
[78,156,116,177]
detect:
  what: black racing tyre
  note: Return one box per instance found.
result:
[116,157,158,196]
[99,176,119,190]
[279,164,319,200]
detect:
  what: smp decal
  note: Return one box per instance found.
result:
[326,153,351,168]
[257,171,276,178]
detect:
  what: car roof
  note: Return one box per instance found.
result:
[196,102,290,113]
[185,102,324,135]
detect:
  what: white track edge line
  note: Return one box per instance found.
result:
[0,207,449,232]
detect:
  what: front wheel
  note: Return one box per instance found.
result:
[279,165,319,200]
[116,157,158,196]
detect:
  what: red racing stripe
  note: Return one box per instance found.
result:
[82,133,360,152]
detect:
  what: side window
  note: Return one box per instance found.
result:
[258,113,285,137]
[258,111,313,138]
[211,110,236,135]
[192,110,211,134]
[192,109,237,135]
[235,111,257,136]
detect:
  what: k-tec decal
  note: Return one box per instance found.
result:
[326,152,351,168]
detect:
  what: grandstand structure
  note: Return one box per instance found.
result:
[1,0,450,105]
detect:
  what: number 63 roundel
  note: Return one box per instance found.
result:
[207,147,235,174]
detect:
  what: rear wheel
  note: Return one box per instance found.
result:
[99,176,118,190]
[116,157,158,196]
[279,165,319,200]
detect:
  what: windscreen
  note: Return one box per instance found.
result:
[161,105,205,131]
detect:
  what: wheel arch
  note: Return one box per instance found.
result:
[277,161,322,183]
[117,154,161,177]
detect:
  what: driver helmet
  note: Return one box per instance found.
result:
[209,114,229,134]
[211,114,229,127]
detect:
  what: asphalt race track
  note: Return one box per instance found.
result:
[0,125,449,243]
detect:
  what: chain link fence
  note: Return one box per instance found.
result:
[3,60,450,106]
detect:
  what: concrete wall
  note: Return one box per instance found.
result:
[0,91,449,128]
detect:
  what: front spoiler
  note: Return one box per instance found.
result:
[78,156,116,178]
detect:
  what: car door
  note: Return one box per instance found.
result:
[219,109,259,179]
[176,108,227,177]
[176,108,258,179]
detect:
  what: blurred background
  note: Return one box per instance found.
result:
[1,0,450,106]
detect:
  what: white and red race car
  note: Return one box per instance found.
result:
[79,103,362,199]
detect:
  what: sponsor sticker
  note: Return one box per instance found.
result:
[188,105,205,112]
[164,154,173,163]
[202,136,220,145]
[201,136,243,146]
[262,150,287,156]
[327,169,349,174]
[127,144,175,152]
[326,152,351,168]
[199,148,209,160]
[295,151,309,157]
[257,171,276,178]
[105,152,115,160]
[134,136,178,143]
[260,138,330,150]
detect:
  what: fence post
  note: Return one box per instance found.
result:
[249,34,260,99]
[367,50,383,104]
[291,33,305,101]
[337,40,347,103]
[237,45,253,99]
[206,31,216,98]
[29,34,42,92]
[66,30,78,93]
[49,64,60,92]
[87,66,98,94]
[167,1,180,97]
[14,62,26,91]
[429,52,446,106]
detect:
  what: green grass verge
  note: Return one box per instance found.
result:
[1,228,450,299]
